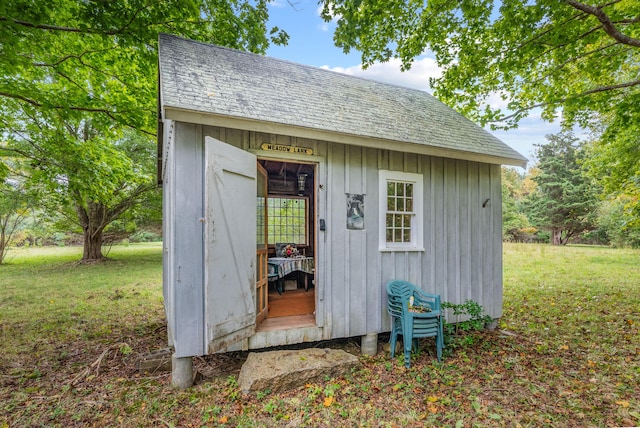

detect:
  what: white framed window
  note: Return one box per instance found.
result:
[378,170,424,251]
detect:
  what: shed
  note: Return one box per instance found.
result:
[157,34,527,387]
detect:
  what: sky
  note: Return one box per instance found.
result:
[265,0,565,167]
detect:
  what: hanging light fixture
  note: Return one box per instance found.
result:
[297,173,307,196]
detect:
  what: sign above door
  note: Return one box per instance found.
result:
[261,143,313,156]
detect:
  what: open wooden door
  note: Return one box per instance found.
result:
[203,136,257,353]
[256,163,268,325]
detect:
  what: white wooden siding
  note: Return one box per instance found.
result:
[164,123,503,353]
[163,122,206,357]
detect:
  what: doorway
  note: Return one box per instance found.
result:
[257,159,316,329]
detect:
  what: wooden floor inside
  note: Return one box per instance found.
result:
[268,288,315,318]
[255,288,316,332]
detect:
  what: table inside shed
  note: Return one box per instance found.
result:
[268,257,314,291]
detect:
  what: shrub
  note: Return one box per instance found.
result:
[128,230,161,243]
[442,300,493,348]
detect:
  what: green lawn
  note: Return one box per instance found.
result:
[1,243,638,427]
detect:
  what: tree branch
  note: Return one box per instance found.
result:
[0,92,156,137]
[0,91,114,115]
[495,79,640,123]
[33,48,113,68]
[577,78,640,97]
[563,0,640,47]
[0,17,89,34]
[1,16,135,37]
[530,25,604,64]
[533,41,621,84]
[515,10,588,52]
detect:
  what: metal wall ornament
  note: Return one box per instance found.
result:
[346,194,365,230]
[297,173,307,196]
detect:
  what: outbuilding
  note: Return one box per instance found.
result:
[157,34,527,387]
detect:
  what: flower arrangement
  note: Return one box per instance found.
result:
[284,244,299,257]
[275,242,300,258]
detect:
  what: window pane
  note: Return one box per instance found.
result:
[387,182,395,196]
[256,198,266,247]
[381,172,422,248]
[267,197,307,245]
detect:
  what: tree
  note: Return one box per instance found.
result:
[1,0,287,133]
[524,132,599,245]
[596,196,640,248]
[321,0,639,130]
[502,167,531,241]
[2,110,156,260]
[321,0,639,233]
[584,119,640,223]
[0,158,34,264]
[0,0,288,261]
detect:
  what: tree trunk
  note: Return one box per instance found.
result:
[82,226,104,260]
[73,184,153,262]
[0,216,7,264]
[76,201,107,261]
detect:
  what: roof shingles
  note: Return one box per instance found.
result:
[158,34,527,166]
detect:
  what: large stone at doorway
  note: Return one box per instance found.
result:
[237,348,360,394]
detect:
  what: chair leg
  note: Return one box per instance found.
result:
[436,316,443,362]
[403,321,413,368]
[389,323,398,359]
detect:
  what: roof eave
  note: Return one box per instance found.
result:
[162,106,528,168]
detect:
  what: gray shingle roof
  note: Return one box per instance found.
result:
[158,34,527,166]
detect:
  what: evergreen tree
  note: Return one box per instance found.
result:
[524,132,599,245]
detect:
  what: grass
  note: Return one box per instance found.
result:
[1,243,639,427]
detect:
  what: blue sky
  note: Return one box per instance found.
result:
[266,0,564,166]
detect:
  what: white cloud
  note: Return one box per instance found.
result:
[316,3,339,31]
[318,22,330,32]
[488,114,563,164]
[483,91,511,110]
[268,0,290,8]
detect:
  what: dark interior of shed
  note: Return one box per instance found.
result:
[258,159,316,320]
[259,159,315,258]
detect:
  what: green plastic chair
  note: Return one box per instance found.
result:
[267,262,283,294]
[386,280,444,367]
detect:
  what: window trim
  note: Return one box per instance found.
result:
[378,170,424,252]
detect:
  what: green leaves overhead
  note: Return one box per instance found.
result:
[322,0,639,227]
[0,0,287,133]
[321,0,640,130]
[0,0,287,260]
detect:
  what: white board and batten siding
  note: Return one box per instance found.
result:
[192,124,503,350]
[163,122,206,358]
[158,35,523,356]
[325,144,503,340]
